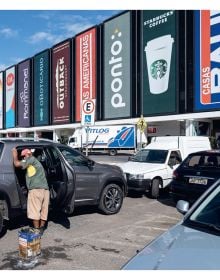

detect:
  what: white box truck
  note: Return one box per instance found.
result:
[117,136,211,198]
[68,125,146,156]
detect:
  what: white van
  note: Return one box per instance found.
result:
[117,136,211,198]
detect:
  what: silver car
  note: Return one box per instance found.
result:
[122,178,220,270]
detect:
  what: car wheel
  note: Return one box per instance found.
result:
[0,200,8,237]
[151,179,161,198]
[109,149,117,156]
[99,184,123,215]
[0,209,4,236]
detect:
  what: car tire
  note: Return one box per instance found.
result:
[0,209,4,236]
[109,149,117,156]
[99,184,123,215]
[0,200,8,237]
[151,179,160,199]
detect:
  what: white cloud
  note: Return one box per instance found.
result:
[28,15,92,45]
[0,28,18,38]
[0,57,24,71]
[10,57,24,64]
[62,22,92,37]
[27,11,118,46]
[28,31,64,45]
[57,15,96,37]
[0,64,7,71]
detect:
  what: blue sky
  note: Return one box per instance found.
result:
[0,0,218,73]
[0,10,120,71]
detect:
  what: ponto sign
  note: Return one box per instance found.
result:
[81,99,96,126]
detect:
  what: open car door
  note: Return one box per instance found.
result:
[16,145,75,215]
[42,145,75,215]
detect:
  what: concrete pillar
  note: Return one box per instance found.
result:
[185,120,197,136]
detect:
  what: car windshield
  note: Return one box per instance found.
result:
[130,149,168,164]
[186,183,220,233]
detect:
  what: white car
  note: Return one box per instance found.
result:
[117,136,211,198]
[118,148,181,198]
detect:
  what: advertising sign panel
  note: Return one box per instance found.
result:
[17,60,31,127]
[5,66,16,128]
[195,10,220,111]
[103,11,131,119]
[75,28,97,122]
[52,40,71,124]
[141,10,176,115]
[34,50,50,126]
[0,72,3,129]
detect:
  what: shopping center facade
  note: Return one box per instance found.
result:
[0,10,219,143]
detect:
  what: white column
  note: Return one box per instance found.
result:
[185,120,197,136]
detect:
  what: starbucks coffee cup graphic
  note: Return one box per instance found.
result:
[145,34,174,94]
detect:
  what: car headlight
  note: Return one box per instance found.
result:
[129,174,144,180]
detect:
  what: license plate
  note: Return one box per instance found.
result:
[189,177,208,185]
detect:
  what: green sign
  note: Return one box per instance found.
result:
[34,50,50,126]
[141,10,177,115]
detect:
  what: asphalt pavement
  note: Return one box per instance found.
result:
[0,153,182,270]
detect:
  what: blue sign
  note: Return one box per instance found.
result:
[195,10,220,111]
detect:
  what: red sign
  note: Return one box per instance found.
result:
[200,10,211,104]
[147,127,156,133]
[75,28,97,122]
[7,73,14,86]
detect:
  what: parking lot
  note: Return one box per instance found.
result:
[0,188,181,270]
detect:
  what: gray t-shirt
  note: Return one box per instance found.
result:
[21,156,49,190]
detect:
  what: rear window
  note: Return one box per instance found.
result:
[184,154,220,168]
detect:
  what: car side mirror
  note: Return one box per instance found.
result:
[176,200,189,215]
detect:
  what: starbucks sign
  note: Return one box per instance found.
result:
[141,10,177,115]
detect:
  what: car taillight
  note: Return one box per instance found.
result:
[173,170,179,179]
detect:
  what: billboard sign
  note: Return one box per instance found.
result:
[142,10,176,115]
[75,28,97,122]
[0,72,3,129]
[195,10,220,110]
[103,11,131,119]
[17,60,31,127]
[5,66,16,128]
[34,50,50,126]
[52,41,71,124]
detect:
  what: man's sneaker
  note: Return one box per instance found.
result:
[39,227,45,236]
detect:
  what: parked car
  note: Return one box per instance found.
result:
[0,138,127,235]
[169,150,220,205]
[122,178,220,269]
[117,136,210,198]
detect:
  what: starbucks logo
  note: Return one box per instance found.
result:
[150,59,167,80]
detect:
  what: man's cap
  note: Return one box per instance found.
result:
[21,149,32,157]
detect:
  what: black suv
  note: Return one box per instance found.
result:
[170,150,220,205]
[0,138,127,235]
